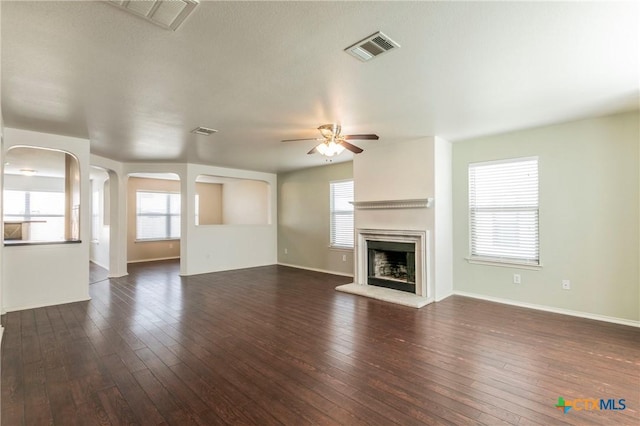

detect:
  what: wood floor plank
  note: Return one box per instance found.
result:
[23,360,53,425]
[2,261,639,425]
[96,385,140,425]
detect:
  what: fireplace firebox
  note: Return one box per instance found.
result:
[367,240,416,293]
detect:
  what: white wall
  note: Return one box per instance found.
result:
[2,128,91,312]
[434,137,453,300]
[184,163,277,276]
[452,111,639,323]
[353,137,453,301]
[91,154,128,278]
[4,174,64,192]
[90,170,110,269]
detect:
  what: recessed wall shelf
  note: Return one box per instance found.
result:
[350,198,434,210]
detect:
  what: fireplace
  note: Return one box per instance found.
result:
[335,228,432,308]
[367,240,416,293]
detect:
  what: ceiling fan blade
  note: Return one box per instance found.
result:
[339,140,364,154]
[307,146,319,155]
[343,134,379,140]
[282,138,324,142]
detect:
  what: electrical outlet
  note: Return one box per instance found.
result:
[342,254,347,262]
[284,248,288,255]
[513,274,521,284]
[169,243,173,249]
[562,280,571,290]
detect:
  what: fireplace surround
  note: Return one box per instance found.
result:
[336,228,431,308]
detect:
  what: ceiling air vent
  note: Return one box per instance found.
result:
[345,31,400,62]
[191,126,218,136]
[108,0,199,31]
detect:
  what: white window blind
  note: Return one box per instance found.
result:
[3,190,66,241]
[330,180,354,248]
[136,191,181,240]
[469,157,539,264]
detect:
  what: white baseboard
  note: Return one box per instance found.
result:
[454,291,640,328]
[278,262,354,278]
[179,262,275,277]
[128,256,180,264]
[435,292,454,302]
[3,296,92,314]
[108,272,129,278]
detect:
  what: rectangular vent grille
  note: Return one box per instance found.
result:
[345,31,400,62]
[107,0,199,31]
[191,127,218,136]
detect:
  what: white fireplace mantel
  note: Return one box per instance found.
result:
[350,198,434,210]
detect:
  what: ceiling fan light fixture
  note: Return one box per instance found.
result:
[316,141,345,157]
[282,123,377,156]
[318,124,340,139]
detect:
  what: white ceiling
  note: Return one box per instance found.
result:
[4,146,67,178]
[2,1,638,173]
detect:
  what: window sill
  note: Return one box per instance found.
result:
[329,246,354,251]
[195,224,271,227]
[465,257,542,270]
[135,238,180,243]
[4,239,82,247]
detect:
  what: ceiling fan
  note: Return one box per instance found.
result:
[282,124,379,157]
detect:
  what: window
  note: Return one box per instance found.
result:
[3,190,66,241]
[330,180,354,248]
[468,157,539,265]
[136,191,181,240]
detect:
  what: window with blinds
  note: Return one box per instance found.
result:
[468,157,539,265]
[330,180,354,248]
[136,191,181,240]
[3,190,66,241]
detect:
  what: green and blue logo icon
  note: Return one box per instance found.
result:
[555,396,626,414]
[555,397,572,413]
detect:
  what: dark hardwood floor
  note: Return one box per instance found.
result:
[89,262,109,285]
[2,260,639,425]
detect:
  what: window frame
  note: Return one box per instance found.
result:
[467,156,541,269]
[135,190,181,242]
[329,179,355,249]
